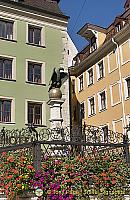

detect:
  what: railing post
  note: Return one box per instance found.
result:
[33,141,41,171]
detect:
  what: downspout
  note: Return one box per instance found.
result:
[111,38,126,133]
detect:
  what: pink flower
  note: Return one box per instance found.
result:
[2,152,6,156]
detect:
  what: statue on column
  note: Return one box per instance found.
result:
[48,67,68,92]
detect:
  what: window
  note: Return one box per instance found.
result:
[80,102,85,119]
[72,79,75,93]
[99,91,106,111]
[102,125,108,142]
[0,58,12,79]
[28,102,42,125]
[90,36,97,52]
[28,25,41,45]
[88,97,95,116]
[0,99,11,122]
[126,78,130,98]
[0,20,13,40]
[115,23,121,33]
[79,75,83,91]
[88,68,93,86]
[98,60,104,79]
[28,62,41,83]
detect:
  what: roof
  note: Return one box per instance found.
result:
[0,0,69,19]
[22,0,63,15]
[78,23,107,40]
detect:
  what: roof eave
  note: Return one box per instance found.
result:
[70,23,130,77]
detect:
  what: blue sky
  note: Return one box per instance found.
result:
[59,0,125,51]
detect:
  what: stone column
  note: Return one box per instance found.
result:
[47,88,65,129]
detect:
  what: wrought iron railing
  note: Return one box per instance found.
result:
[0,124,129,147]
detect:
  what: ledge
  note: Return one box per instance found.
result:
[26,42,46,48]
[0,122,15,125]
[26,81,46,86]
[0,78,16,82]
[25,123,47,127]
[0,37,17,43]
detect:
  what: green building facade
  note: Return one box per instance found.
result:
[0,0,69,129]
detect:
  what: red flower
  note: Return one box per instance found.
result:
[42,163,47,168]
[27,165,34,170]
[2,152,6,156]
[103,177,110,181]
[103,156,110,160]
[64,164,69,169]
[101,172,107,177]
[111,179,116,184]
[6,175,13,179]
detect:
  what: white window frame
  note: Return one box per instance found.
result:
[120,39,130,66]
[126,115,130,127]
[100,123,109,142]
[110,81,121,106]
[112,118,123,133]
[107,50,118,74]
[87,66,94,86]
[26,22,45,46]
[0,17,17,41]
[80,101,86,120]
[78,74,83,92]
[25,99,46,126]
[96,59,105,81]
[0,54,16,80]
[123,76,130,100]
[88,95,96,117]
[0,96,15,124]
[98,89,107,112]
[26,59,45,85]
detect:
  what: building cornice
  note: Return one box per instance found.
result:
[0,0,68,28]
[70,23,130,77]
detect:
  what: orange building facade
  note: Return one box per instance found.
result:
[69,0,130,136]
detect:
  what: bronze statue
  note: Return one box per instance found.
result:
[48,67,68,91]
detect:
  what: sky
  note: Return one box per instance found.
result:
[59,0,125,52]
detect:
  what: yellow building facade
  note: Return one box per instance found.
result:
[70,0,130,135]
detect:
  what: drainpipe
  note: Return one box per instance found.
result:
[111,38,126,133]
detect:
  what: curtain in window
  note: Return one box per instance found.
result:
[28,63,33,82]
[34,28,41,45]
[6,22,13,40]
[34,64,41,83]
[28,103,42,125]
[4,59,12,79]
[0,100,11,122]
[0,59,3,78]
[28,27,33,43]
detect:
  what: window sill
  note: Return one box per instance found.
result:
[98,76,104,81]
[26,42,46,48]
[99,108,107,113]
[26,81,46,86]
[88,83,93,87]
[88,113,96,118]
[25,123,47,128]
[78,89,83,93]
[0,122,15,125]
[0,37,17,43]
[0,78,16,82]
[125,96,130,101]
